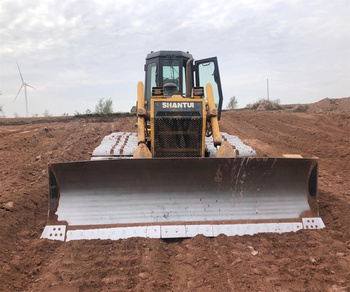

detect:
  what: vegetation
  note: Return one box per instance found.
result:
[292,105,308,112]
[74,98,116,117]
[246,99,283,111]
[0,105,5,118]
[95,98,113,115]
[43,110,51,117]
[226,96,238,109]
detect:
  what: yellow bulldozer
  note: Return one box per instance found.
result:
[41,51,324,241]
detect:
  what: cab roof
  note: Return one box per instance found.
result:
[146,50,193,60]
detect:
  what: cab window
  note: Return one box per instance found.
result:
[197,61,219,107]
[146,62,157,104]
[162,59,180,90]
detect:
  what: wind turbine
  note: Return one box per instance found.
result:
[14,61,36,117]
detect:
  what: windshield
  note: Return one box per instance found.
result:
[162,59,180,90]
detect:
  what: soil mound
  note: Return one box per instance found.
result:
[307,97,350,112]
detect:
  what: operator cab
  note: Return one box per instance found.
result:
[144,50,224,119]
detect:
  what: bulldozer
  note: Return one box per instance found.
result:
[41,50,324,241]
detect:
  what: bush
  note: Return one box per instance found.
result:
[292,105,308,112]
[0,105,4,118]
[247,99,283,111]
[226,96,238,109]
[43,110,51,117]
[95,98,113,115]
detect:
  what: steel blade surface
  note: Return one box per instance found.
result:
[47,157,318,228]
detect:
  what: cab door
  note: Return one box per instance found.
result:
[195,57,223,120]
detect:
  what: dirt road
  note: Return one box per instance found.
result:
[0,110,349,291]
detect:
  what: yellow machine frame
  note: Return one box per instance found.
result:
[134,82,236,159]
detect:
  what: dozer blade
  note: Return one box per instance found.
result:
[41,157,324,241]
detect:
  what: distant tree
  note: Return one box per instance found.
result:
[226,96,238,109]
[95,98,113,115]
[43,110,51,117]
[0,105,5,117]
[14,112,19,118]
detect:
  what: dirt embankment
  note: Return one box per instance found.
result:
[0,111,349,292]
[282,97,350,113]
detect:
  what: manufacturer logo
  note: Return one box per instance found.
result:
[162,102,195,109]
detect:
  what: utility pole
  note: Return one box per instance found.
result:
[267,79,269,101]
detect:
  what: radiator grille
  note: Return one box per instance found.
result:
[154,117,203,158]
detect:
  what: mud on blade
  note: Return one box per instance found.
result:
[41,157,324,241]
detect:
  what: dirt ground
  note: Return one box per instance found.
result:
[0,106,349,291]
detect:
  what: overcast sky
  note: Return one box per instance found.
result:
[0,0,349,117]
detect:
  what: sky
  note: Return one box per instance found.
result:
[0,0,349,117]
